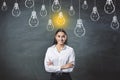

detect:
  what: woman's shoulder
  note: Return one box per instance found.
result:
[65,45,74,50]
[47,45,55,50]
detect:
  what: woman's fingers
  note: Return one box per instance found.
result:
[47,60,53,66]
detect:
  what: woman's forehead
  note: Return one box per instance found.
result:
[56,32,66,35]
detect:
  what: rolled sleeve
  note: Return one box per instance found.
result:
[68,48,75,65]
[44,48,61,72]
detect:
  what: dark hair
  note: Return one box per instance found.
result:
[53,28,68,45]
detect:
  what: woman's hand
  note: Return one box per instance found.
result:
[47,59,53,66]
[61,61,74,69]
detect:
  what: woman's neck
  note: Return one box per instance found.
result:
[56,44,64,48]
[55,44,65,53]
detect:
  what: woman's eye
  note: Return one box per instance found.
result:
[62,36,65,38]
[57,35,65,38]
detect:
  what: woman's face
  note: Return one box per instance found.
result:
[55,32,67,45]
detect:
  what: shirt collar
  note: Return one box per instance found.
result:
[52,44,67,50]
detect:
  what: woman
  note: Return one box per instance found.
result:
[44,28,75,80]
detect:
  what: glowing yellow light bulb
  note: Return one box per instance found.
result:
[57,12,65,26]
[51,11,68,29]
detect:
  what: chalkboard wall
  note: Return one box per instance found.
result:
[0,0,120,80]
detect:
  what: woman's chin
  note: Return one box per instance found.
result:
[58,42,64,45]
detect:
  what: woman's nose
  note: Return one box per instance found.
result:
[60,38,63,40]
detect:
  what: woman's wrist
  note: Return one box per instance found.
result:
[61,63,74,70]
[61,65,65,70]
[60,65,69,70]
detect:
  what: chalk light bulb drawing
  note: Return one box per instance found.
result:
[52,0,61,12]
[104,0,115,14]
[40,4,47,17]
[47,19,54,31]
[90,6,100,21]
[57,12,65,26]
[29,10,39,27]
[74,19,86,37]
[1,1,8,11]
[12,2,21,17]
[74,0,86,38]
[68,5,75,16]
[25,0,34,8]
[82,0,88,10]
[111,15,119,30]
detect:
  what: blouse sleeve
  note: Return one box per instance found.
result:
[62,48,75,72]
[44,48,61,72]
[68,48,75,65]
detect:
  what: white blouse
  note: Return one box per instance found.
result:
[44,45,75,73]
